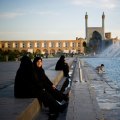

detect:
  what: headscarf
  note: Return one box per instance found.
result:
[20,55,33,70]
[59,55,65,62]
[33,57,43,69]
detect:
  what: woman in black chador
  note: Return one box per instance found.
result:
[14,56,67,119]
[55,55,70,93]
[55,55,69,77]
[14,55,36,98]
[33,57,69,102]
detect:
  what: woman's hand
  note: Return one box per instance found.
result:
[52,85,56,89]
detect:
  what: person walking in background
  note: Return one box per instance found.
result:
[14,55,68,119]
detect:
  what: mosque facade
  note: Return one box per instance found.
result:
[85,12,119,53]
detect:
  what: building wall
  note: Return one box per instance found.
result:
[0,39,85,54]
[87,27,104,42]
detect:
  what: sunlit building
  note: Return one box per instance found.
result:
[0,38,86,55]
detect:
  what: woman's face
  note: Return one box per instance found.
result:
[36,59,42,68]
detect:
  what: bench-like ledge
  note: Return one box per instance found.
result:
[0,70,64,120]
[0,58,74,120]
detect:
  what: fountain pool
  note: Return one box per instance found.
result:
[82,57,120,89]
[81,57,120,120]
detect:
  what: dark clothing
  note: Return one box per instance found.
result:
[60,77,69,93]
[33,66,66,102]
[14,56,39,98]
[34,67,53,91]
[55,57,69,77]
[55,55,70,93]
[14,56,63,115]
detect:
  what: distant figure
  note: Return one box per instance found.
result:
[71,52,74,57]
[14,56,68,119]
[96,64,105,73]
[55,55,69,77]
[55,55,70,93]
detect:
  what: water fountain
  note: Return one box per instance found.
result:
[98,41,120,57]
[81,42,120,119]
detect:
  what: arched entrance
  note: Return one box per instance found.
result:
[42,49,48,54]
[57,49,63,54]
[89,31,102,53]
[35,49,41,54]
[50,49,55,55]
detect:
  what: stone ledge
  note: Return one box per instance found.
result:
[0,58,74,120]
[16,70,64,120]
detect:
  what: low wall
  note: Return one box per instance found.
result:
[0,58,74,120]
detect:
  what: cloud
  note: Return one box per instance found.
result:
[70,0,118,9]
[71,0,92,5]
[101,0,117,9]
[0,12,25,19]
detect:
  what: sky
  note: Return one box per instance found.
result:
[0,0,120,40]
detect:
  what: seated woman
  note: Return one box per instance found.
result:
[55,55,69,77]
[55,55,70,93]
[33,56,69,102]
[14,55,67,119]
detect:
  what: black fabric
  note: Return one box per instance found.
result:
[33,57,67,102]
[14,55,40,98]
[55,55,69,77]
[14,56,62,114]
[60,78,69,93]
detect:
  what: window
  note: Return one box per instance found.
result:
[23,43,26,48]
[51,42,54,48]
[8,43,10,48]
[15,43,18,48]
[72,42,75,47]
[37,42,40,48]
[65,42,68,47]
[78,43,80,47]
[44,42,47,48]
[30,42,33,48]
[58,42,61,47]
[2,44,4,48]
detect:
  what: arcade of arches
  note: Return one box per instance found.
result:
[0,39,86,55]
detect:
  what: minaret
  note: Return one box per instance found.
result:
[102,12,105,38]
[85,12,88,41]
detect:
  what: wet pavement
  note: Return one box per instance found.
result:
[81,59,120,120]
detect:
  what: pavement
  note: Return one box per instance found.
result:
[81,59,120,120]
[66,58,103,120]
[0,57,74,120]
[35,58,103,120]
[0,57,120,120]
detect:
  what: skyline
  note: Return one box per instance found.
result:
[0,0,120,40]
